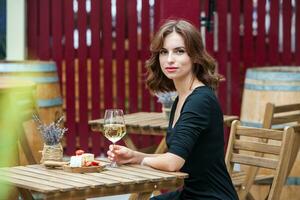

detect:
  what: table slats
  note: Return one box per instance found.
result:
[0,163,187,199]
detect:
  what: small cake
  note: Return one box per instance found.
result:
[70,155,83,167]
[82,153,94,163]
[69,153,95,167]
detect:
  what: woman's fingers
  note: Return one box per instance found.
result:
[107,145,133,164]
[109,144,122,151]
[107,149,114,157]
[107,146,124,160]
[110,145,128,155]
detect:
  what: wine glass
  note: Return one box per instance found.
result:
[103,109,126,167]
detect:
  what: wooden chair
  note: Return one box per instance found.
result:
[262,103,300,175]
[231,103,300,199]
[225,120,296,200]
[250,103,300,199]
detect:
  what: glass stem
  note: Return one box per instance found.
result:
[111,142,117,167]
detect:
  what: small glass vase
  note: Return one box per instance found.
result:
[40,143,63,163]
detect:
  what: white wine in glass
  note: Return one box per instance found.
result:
[103,109,126,167]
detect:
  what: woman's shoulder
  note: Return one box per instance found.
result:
[188,86,216,102]
[193,85,215,95]
[184,86,220,111]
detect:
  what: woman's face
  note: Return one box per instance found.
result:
[159,31,193,82]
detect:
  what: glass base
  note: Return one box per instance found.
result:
[109,161,118,168]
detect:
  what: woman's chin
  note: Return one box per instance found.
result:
[164,73,177,80]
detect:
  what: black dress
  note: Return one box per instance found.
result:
[151,86,238,200]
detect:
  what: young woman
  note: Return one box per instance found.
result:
[107,19,238,200]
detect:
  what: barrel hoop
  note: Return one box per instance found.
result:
[0,76,59,83]
[241,121,262,128]
[0,63,57,72]
[256,177,300,185]
[37,97,63,107]
[241,121,289,130]
[247,69,300,81]
[245,78,300,85]
[286,177,300,185]
[245,84,300,91]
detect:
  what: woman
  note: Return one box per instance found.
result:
[107,19,238,200]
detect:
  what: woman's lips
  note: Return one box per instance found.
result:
[165,67,177,73]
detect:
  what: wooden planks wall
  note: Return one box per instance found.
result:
[26,0,300,156]
[90,0,101,155]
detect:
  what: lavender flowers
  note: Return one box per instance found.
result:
[33,114,68,145]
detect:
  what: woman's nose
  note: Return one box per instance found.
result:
[167,52,174,63]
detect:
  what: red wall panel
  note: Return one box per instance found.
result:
[26,0,299,155]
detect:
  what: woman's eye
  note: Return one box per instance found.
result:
[175,49,185,54]
[159,50,168,55]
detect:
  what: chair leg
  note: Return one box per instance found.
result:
[129,192,153,200]
[152,190,161,196]
[18,188,34,200]
[18,128,37,164]
[128,193,139,200]
[246,192,256,200]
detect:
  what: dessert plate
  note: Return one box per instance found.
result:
[62,164,104,173]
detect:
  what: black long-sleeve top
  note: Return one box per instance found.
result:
[166,86,238,200]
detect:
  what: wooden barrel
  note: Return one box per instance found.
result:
[241,66,300,127]
[0,61,63,164]
[240,66,300,199]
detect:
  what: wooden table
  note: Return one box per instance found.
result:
[89,112,239,153]
[0,159,188,200]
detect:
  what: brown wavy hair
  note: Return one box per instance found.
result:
[145,19,223,93]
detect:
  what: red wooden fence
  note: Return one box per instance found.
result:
[26,0,300,156]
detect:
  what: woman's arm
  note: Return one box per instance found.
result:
[141,153,185,171]
[107,145,185,171]
[107,144,158,164]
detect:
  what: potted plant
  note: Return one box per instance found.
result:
[33,114,68,163]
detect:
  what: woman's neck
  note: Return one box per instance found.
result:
[174,77,204,96]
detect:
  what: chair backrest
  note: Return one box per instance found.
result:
[225,120,295,200]
[262,102,300,129]
[262,103,300,175]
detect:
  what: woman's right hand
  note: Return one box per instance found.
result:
[107,144,135,165]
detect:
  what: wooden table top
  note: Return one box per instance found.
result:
[89,112,238,154]
[89,112,239,134]
[0,159,187,200]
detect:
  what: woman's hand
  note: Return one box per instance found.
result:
[107,144,136,165]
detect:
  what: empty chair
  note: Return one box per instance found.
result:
[252,103,300,199]
[232,103,300,199]
[262,103,300,175]
[225,120,296,200]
